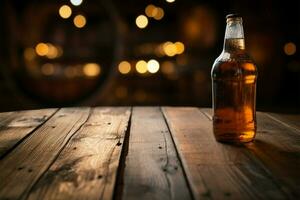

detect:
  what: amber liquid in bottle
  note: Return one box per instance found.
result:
[211,15,257,143]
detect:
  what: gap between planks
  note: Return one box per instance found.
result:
[0,108,58,159]
[26,107,131,200]
[0,108,92,199]
[162,107,290,200]
[199,107,300,198]
[121,107,192,200]
[113,107,132,200]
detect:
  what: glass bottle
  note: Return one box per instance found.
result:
[211,14,258,143]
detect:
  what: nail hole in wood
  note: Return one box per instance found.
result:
[116,142,122,146]
[158,146,162,149]
[107,122,111,125]
[97,175,103,179]
[17,167,24,170]
[73,147,77,150]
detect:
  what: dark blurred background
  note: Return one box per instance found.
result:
[0,0,299,112]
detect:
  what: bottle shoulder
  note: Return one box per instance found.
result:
[214,50,254,63]
[211,51,257,79]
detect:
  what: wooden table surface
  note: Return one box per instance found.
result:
[0,107,299,200]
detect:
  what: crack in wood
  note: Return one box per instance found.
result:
[21,108,93,200]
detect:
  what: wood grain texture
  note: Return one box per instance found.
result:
[122,107,192,200]
[26,107,131,200]
[0,108,57,158]
[245,112,300,198]
[163,107,288,200]
[201,108,300,198]
[266,112,300,131]
[199,108,212,120]
[0,108,90,200]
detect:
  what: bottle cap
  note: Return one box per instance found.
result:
[226,14,242,23]
[226,14,241,19]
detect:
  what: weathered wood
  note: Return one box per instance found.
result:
[245,112,300,198]
[163,107,287,200]
[122,107,192,200]
[201,108,300,198]
[0,106,299,200]
[0,108,57,158]
[199,108,212,120]
[26,107,131,200]
[0,108,90,200]
[266,112,300,131]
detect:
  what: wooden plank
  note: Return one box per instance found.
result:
[0,111,14,126]
[201,108,300,198]
[0,107,90,200]
[0,108,57,158]
[122,107,192,200]
[162,107,288,200]
[199,108,212,120]
[266,112,300,132]
[245,112,300,198]
[26,107,131,200]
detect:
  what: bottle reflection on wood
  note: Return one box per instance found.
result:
[211,14,258,143]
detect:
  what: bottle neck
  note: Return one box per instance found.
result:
[223,18,245,52]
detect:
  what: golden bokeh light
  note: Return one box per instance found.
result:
[59,5,72,19]
[57,46,64,57]
[135,15,148,29]
[35,43,49,56]
[145,5,158,18]
[35,43,62,58]
[163,42,177,57]
[147,59,160,73]
[70,0,83,6]
[284,42,296,56]
[118,61,131,74]
[175,42,185,54]
[135,60,148,74]
[153,8,164,20]
[41,63,55,76]
[161,61,175,75]
[74,15,86,28]
[83,63,101,77]
[24,48,36,61]
[155,44,165,57]
[166,0,175,3]
[46,43,58,59]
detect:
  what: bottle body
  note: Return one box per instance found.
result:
[211,17,257,143]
